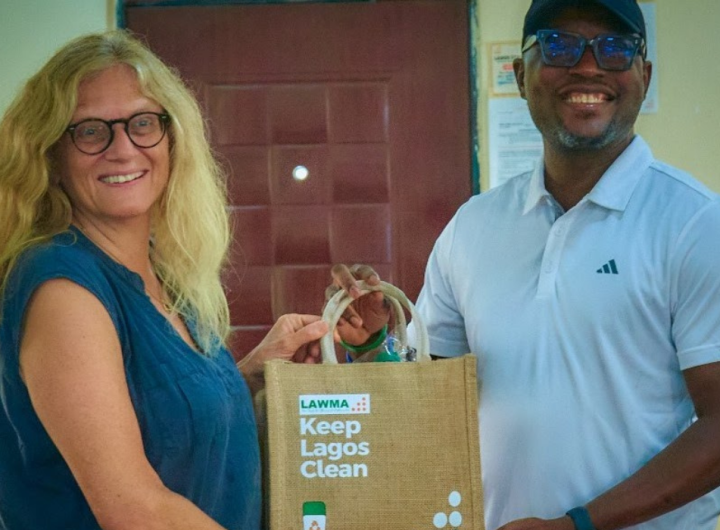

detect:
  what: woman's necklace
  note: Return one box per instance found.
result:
[146,286,174,314]
[74,224,174,314]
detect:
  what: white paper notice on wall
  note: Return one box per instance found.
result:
[488,97,543,189]
[639,2,658,113]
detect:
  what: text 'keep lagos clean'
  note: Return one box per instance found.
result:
[298,394,371,479]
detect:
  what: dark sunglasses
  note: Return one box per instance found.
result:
[65,112,171,155]
[522,29,646,71]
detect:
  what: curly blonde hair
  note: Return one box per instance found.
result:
[0,30,230,354]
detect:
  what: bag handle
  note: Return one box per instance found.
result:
[320,281,431,364]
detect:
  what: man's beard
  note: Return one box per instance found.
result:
[550,117,628,152]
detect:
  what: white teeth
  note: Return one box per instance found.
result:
[100,172,143,184]
[567,94,606,104]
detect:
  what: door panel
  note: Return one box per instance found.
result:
[126,1,472,359]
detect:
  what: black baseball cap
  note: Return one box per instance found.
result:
[523,0,646,42]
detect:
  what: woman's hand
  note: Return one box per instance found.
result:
[238,314,329,393]
[257,313,329,364]
[327,264,391,346]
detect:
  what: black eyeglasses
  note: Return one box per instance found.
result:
[522,30,646,71]
[65,112,171,155]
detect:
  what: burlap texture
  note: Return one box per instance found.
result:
[262,355,484,530]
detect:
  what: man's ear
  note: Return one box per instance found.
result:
[513,57,527,99]
[642,60,653,99]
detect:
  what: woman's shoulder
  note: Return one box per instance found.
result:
[1,231,120,362]
[4,230,120,316]
[12,230,104,285]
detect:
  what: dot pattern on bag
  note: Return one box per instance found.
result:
[351,397,368,413]
[433,491,463,529]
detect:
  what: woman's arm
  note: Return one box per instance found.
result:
[20,279,227,530]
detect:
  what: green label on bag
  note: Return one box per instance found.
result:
[303,501,326,516]
[303,501,326,530]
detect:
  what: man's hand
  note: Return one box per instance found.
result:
[327,264,391,346]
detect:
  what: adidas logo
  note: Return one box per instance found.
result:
[596,259,618,275]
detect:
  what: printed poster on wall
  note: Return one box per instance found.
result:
[489,42,521,96]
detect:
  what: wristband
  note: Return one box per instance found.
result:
[566,507,596,530]
[341,324,388,354]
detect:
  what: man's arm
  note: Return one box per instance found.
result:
[584,361,720,529]
[498,361,720,530]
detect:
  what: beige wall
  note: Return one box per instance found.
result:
[476,0,720,192]
[0,0,111,113]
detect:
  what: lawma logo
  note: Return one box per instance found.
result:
[299,394,370,415]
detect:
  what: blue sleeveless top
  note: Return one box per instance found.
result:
[0,227,261,530]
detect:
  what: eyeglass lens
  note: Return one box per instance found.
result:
[538,31,640,71]
[70,112,168,155]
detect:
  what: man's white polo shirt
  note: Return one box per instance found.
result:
[410,136,720,530]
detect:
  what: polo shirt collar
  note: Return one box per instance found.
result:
[522,135,654,216]
[523,158,551,215]
[586,136,654,212]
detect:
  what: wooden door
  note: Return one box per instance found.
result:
[125,1,472,359]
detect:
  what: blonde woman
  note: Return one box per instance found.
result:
[0,30,327,530]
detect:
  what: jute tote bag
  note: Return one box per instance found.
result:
[261,281,484,530]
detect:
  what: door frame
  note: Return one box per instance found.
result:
[117,0,481,194]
